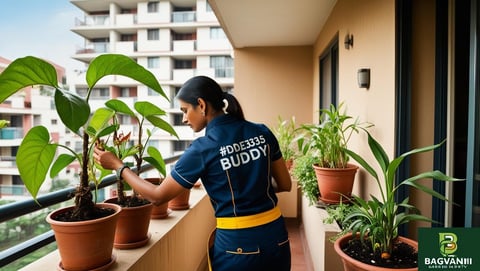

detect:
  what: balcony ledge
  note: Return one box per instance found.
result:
[19,187,215,271]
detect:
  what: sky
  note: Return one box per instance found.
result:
[0,0,84,72]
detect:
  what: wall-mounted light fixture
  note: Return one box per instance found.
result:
[357,68,370,89]
[344,34,353,50]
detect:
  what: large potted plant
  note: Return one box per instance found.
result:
[334,131,461,271]
[297,102,371,204]
[0,54,170,270]
[100,99,177,248]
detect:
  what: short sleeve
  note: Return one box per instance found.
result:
[170,144,205,189]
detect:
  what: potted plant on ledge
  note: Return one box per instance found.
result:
[334,131,462,271]
[292,150,319,206]
[297,102,372,204]
[273,116,298,170]
[0,54,171,270]
[100,98,178,248]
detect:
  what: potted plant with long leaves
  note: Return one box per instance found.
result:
[334,131,462,271]
[0,54,171,270]
[100,99,178,248]
[297,102,372,204]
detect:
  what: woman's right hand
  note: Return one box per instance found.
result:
[93,147,124,170]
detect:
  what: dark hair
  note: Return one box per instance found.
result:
[176,76,245,120]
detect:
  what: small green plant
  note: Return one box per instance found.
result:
[273,116,298,162]
[292,150,319,205]
[323,202,356,242]
[342,131,462,259]
[98,99,178,206]
[297,102,372,169]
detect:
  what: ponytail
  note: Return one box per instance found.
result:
[222,92,245,120]
[176,76,245,120]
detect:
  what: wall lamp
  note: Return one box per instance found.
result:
[357,68,370,89]
[344,34,353,50]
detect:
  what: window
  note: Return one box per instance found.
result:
[148,88,160,96]
[77,88,109,98]
[148,1,159,13]
[319,39,338,110]
[120,88,130,97]
[173,140,192,152]
[147,29,160,40]
[210,56,234,77]
[171,113,184,126]
[171,87,181,108]
[210,27,226,39]
[121,34,136,41]
[51,119,57,125]
[206,2,213,12]
[174,59,195,69]
[117,115,132,125]
[147,57,160,68]
[172,31,195,41]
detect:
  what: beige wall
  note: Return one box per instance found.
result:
[234,46,314,128]
[313,0,397,199]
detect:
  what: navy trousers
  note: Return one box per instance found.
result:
[209,216,291,271]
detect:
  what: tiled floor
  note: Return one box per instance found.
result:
[285,218,313,271]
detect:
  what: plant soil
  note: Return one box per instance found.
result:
[112,196,150,208]
[54,206,116,222]
[341,238,418,269]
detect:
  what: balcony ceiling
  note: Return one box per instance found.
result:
[70,0,137,13]
[208,0,337,48]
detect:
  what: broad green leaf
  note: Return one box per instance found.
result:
[105,99,136,117]
[54,89,90,134]
[145,115,178,138]
[0,56,58,103]
[86,54,168,100]
[16,126,57,200]
[96,124,118,138]
[89,107,115,133]
[144,146,166,176]
[0,120,9,128]
[50,154,76,178]
[135,101,166,117]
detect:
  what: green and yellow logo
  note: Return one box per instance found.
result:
[439,232,457,257]
[419,228,479,270]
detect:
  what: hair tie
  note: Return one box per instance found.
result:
[222,98,229,114]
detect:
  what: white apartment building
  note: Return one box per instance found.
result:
[0,58,67,199]
[68,0,234,179]
[0,0,234,198]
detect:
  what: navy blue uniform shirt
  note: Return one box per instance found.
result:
[171,114,282,218]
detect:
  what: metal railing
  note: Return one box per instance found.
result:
[0,154,181,268]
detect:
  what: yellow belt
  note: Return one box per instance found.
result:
[216,206,281,229]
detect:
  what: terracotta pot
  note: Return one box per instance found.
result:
[46,203,121,271]
[334,233,418,271]
[312,163,358,204]
[145,178,170,219]
[168,189,191,210]
[104,196,153,249]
